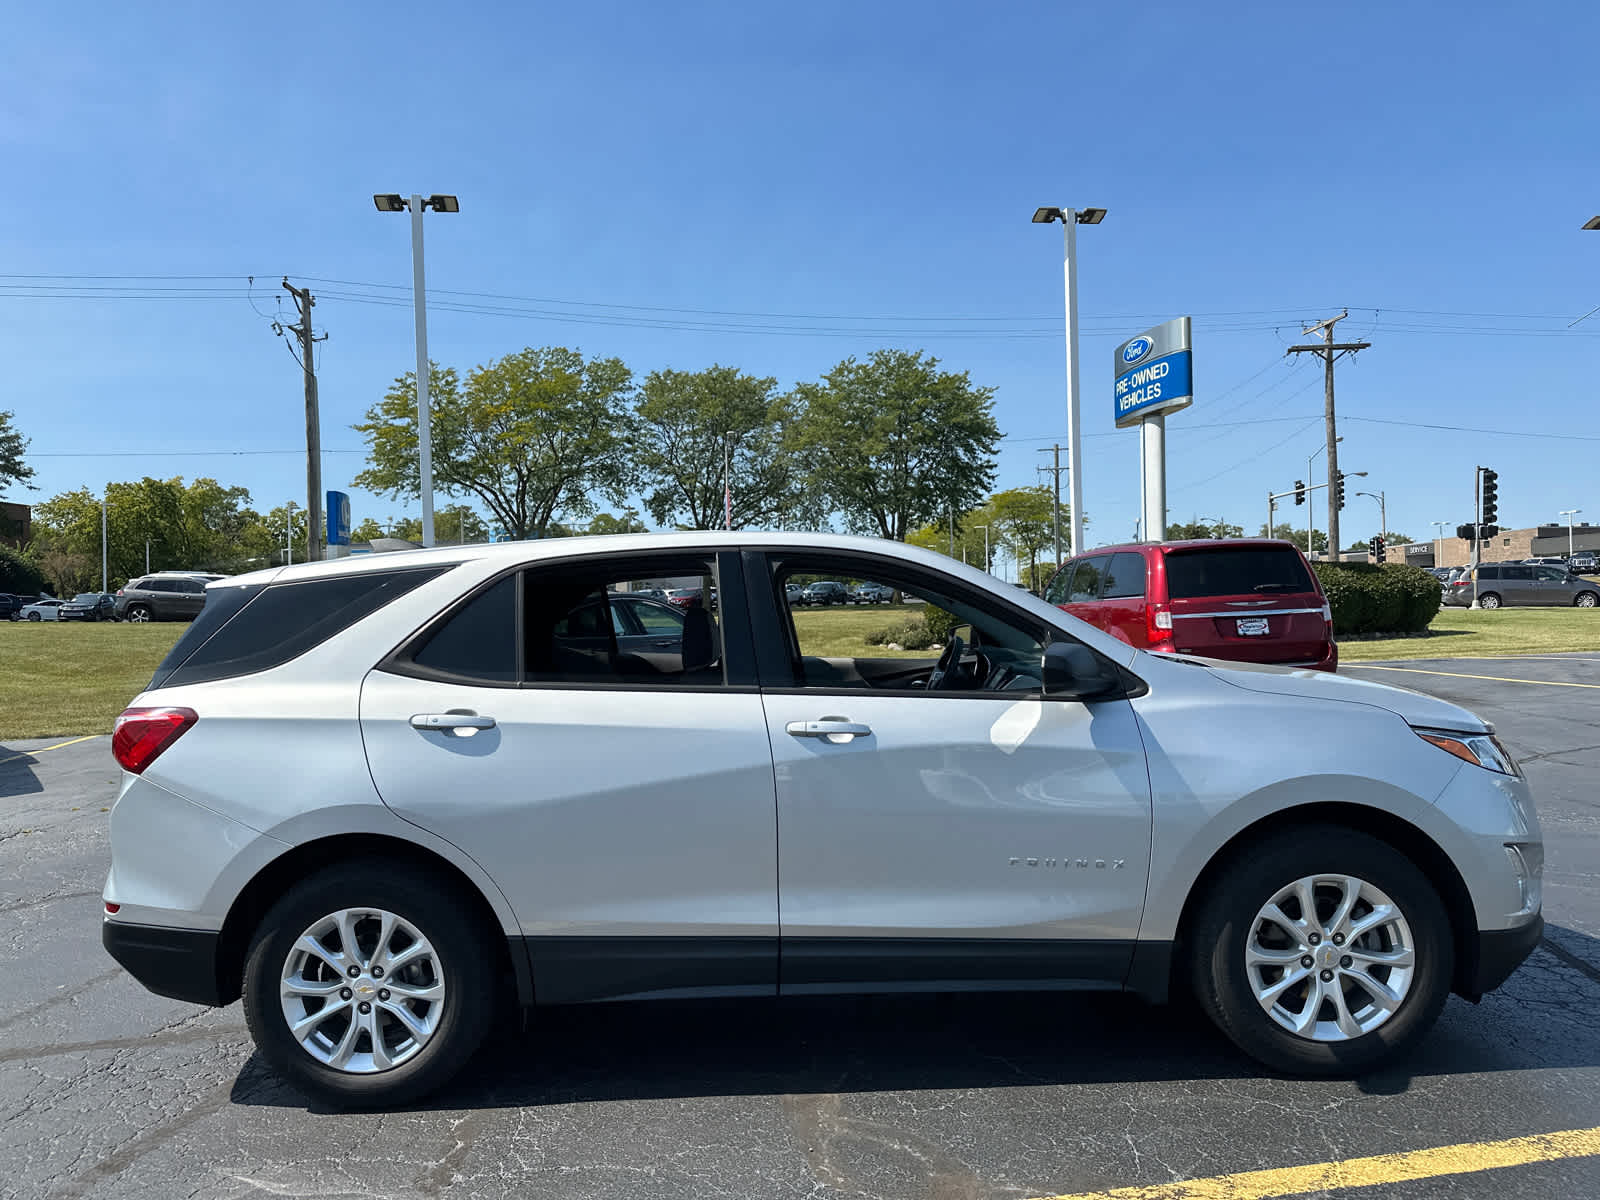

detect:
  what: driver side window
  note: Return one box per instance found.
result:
[773,560,1049,695]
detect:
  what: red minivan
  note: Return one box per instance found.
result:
[1045,538,1337,671]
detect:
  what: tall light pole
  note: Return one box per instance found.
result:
[1561,509,1582,557]
[374,192,459,548]
[1032,205,1107,558]
[1356,490,1387,546]
[1308,436,1341,558]
[1432,520,1449,567]
[973,524,991,572]
[100,492,108,594]
[285,501,297,566]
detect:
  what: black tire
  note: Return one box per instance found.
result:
[1189,825,1453,1076]
[1576,592,1598,609]
[241,860,499,1108]
[1479,593,1501,610]
[27,612,40,621]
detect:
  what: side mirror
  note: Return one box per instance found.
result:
[1041,641,1120,701]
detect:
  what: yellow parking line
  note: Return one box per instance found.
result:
[1346,664,1600,689]
[0,734,102,768]
[1034,1125,1600,1200]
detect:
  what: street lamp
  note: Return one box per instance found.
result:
[1432,520,1449,567]
[1561,509,1583,556]
[1584,217,1600,231]
[1356,490,1387,548]
[1032,204,1106,558]
[374,192,459,548]
[972,524,991,572]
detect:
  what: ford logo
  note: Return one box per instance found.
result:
[1121,336,1154,366]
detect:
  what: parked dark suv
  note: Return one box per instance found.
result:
[0,593,22,621]
[114,574,220,622]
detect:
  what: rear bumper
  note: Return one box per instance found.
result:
[1469,915,1544,997]
[103,920,228,1006]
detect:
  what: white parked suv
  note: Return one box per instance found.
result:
[103,533,1543,1106]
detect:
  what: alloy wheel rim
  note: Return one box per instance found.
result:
[280,907,446,1073]
[1245,874,1415,1042]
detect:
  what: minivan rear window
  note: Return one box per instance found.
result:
[149,566,448,690]
[1165,548,1314,599]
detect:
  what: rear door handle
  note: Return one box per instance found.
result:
[410,712,497,732]
[786,719,872,741]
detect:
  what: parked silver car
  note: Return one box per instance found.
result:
[104,533,1542,1106]
[1443,562,1600,608]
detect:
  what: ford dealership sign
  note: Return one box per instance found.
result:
[1113,317,1193,429]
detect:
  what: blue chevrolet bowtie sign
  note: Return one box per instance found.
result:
[1113,316,1193,429]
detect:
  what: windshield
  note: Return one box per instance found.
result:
[72,593,100,602]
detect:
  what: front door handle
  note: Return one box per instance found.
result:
[786,718,872,742]
[411,711,497,733]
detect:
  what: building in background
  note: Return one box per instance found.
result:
[0,502,30,549]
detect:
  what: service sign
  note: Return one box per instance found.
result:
[1113,316,1193,429]
[326,490,351,546]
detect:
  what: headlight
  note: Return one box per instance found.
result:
[1415,727,1521,776]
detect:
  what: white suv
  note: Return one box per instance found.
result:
[103,532,1543,1106]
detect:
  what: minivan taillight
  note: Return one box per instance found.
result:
[1146,601,1175,650]
[112,707,197,774]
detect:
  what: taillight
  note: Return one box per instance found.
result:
[112,707,197,774]
[1146,601,1174,648]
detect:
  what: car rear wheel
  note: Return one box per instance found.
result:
[1479,593,1501,610]
[242,861,498,1108]
[1576,592,1598,609]
[1190,825,1452,1076]
[125,605,152,622]
[27,611,40,621]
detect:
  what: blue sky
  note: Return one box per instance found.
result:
[4,1,1599,558]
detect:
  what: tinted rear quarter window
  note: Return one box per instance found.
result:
[1164,548,1314,599]
[151,567,448,689]
[410,574,517,682]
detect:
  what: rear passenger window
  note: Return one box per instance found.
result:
[1477,565,1500,581]
[1101,553,1146,599]
[410,574,517,683]
[1504,566,1532,581]
[1069,556,1110,602]
[155,567,449,689]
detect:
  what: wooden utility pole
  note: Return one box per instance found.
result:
[1286,311,1369,559]
[281,280,328,563]
[1037,443,1066,565]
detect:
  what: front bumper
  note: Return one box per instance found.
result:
[1469,914,1544,997]
[103,920,227,1006]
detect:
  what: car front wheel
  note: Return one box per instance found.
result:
[1576,592,1598,609]
[242,861,498,1107]
[27,612,40,621]
[1190,825,1452,1076]
[1480,593,1502,610]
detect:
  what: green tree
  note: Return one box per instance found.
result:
[1167,519,1244,540]
[1258,522,1328,554]
[381,509,491,545]
[788,349,1000,540]
[990,486,1070,589]
[632,366,817,530]
[907,497,1002,570]
[0,545,48,595]
[0,410,35,496]
[354,347,634,539]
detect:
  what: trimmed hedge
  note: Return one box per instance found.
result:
[864,616,938,651]
[1312,561,1441,636]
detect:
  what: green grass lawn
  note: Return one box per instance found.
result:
[0,622,184,740]
[4,604,1596,741]
[1337,607,1600,662]
[789,602,936,659]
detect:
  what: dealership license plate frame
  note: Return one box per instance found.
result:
[1236,617,1270,637]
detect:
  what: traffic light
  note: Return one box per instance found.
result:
[1334,472,1347,510]
[1294,480,1306,506]
[1372,535,1387,563]
[1456,523,1477,541]
[1481,468,1498,526]
[1480,524,1499,540]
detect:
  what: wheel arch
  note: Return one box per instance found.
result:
[214,833,532,1010]
[1165,801,1479,1002]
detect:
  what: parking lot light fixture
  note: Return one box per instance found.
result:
[1032,203,1107,557]
[1584,217,1600,231]
[1561,509,1582,556]
[374,192,460,547]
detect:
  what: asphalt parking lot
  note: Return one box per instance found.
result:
[6,657,1600,1199]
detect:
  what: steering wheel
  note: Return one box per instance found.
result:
[925,633,966,691]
